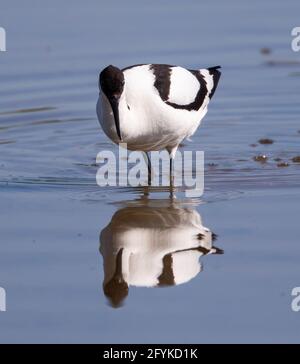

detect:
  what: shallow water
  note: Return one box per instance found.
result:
[0,0,300,343]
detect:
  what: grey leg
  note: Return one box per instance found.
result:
[146,152,152,186]
[169,157,175,198]
[169,157,174,183]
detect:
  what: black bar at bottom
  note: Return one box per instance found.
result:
[0,344,298,361]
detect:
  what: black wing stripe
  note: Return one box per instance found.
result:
[150,64,173,101]
[166,70,208,111]
[208,66,221,99]
[150,64,221,112]
[157,253,175,286]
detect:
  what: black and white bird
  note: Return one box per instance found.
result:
[97,63,221,183]
[100,202,223,307]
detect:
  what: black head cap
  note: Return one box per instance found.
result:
[99,65,125,99]
[103,248,128,308]
[103,277,129,308]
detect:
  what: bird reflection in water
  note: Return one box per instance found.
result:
[99,199,223,308]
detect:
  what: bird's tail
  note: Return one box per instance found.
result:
[205,65,221,99]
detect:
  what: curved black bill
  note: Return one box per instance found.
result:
[109,97,122,141]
